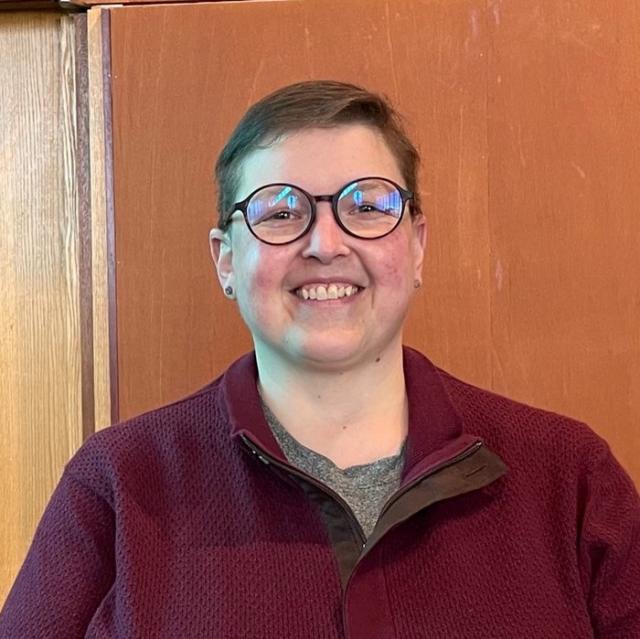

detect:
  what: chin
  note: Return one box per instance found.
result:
[286,332,381,370]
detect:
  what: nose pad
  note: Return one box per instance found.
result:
[301,203,350,262]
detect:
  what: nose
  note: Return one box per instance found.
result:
[300,202,350,263]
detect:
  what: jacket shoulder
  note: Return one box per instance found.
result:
[64,377,230,501]
[435,367,611,473]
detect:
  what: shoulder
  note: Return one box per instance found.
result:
[64,376,232,502]
[433,361,639,536]
[433,365,618,488]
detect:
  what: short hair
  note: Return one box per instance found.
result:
[214,80,421,229]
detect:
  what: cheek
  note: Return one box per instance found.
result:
[252,266,276,292]
[374,235,415,288]
[233,250,272,333]
[232,241,285,308]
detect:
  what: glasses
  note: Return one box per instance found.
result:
[226,176,413,245]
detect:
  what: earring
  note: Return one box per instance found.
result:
[224,286,234,297]
[413,280,422,289]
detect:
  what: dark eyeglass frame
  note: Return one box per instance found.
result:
[224,176,414,245]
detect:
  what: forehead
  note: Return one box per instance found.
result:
[236,124,404,199]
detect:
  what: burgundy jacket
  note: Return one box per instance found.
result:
[2,348,639,638]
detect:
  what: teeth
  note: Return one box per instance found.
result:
[296,283,360,301]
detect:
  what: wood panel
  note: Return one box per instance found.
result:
[107,0,639,486]
[108,0,491,422]
[402,1,490,382]
[0,12,83,603]
[488,0,640,481]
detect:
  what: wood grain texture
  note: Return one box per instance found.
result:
[108,0,491,422]
[87,7,113,429]
[401,1,491,384]
[487,0,640,481]
[107,0,639,485]
[0,12,83,603]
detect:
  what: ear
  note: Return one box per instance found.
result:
[209,227,234,293]
[411,213,427,281]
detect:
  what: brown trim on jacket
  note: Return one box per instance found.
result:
[241,434,507,590]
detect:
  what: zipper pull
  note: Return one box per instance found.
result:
[241,435,270,465]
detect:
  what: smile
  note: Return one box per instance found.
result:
[294,283,361,301]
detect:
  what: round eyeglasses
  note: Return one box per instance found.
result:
[225,176,414,245]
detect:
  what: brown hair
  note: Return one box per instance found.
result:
[214,80,421,228]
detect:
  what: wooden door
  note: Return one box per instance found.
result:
[98,0,640,484]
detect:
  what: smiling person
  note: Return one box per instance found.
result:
[2,81,639,638]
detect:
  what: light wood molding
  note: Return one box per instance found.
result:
[87,7,114,429]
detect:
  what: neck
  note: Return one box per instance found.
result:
[255,341,408,468]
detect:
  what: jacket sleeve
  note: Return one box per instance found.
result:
[579,445,640,637]
[0,468,115,638]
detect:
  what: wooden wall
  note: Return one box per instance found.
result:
[0,11,84,603]
[106,0,639,484]
[486,0,640,474]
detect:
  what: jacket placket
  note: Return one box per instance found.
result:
[240,433,507,639]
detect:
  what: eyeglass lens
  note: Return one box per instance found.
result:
[245,178,404,244]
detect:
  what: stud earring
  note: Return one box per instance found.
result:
[414,280,422,289]
[224,286,234,297]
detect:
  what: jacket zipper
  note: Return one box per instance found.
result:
[241,435,483,551]
[341,439,484,639]
[242,434,484,639]
[376,439,483,522]
[240,435,367,547]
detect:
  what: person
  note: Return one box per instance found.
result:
[1,80,639,638]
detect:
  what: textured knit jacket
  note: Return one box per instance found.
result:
[2,348,639,638]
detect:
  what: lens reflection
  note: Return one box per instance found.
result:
[337,179,402,238]
[243,178,406,244]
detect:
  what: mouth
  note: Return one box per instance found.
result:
[292,282,363,301]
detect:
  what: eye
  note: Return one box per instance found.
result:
[270,210,289,220]
[255,208,308,227]
[273,209,302,220]
[347,202,387,216]
[247,187,311,226]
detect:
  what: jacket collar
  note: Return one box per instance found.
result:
[223,347,489,480]
[223,352,289,463]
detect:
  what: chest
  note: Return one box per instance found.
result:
[84,485,593,638]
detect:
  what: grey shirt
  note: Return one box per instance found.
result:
[262,402,406,538]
